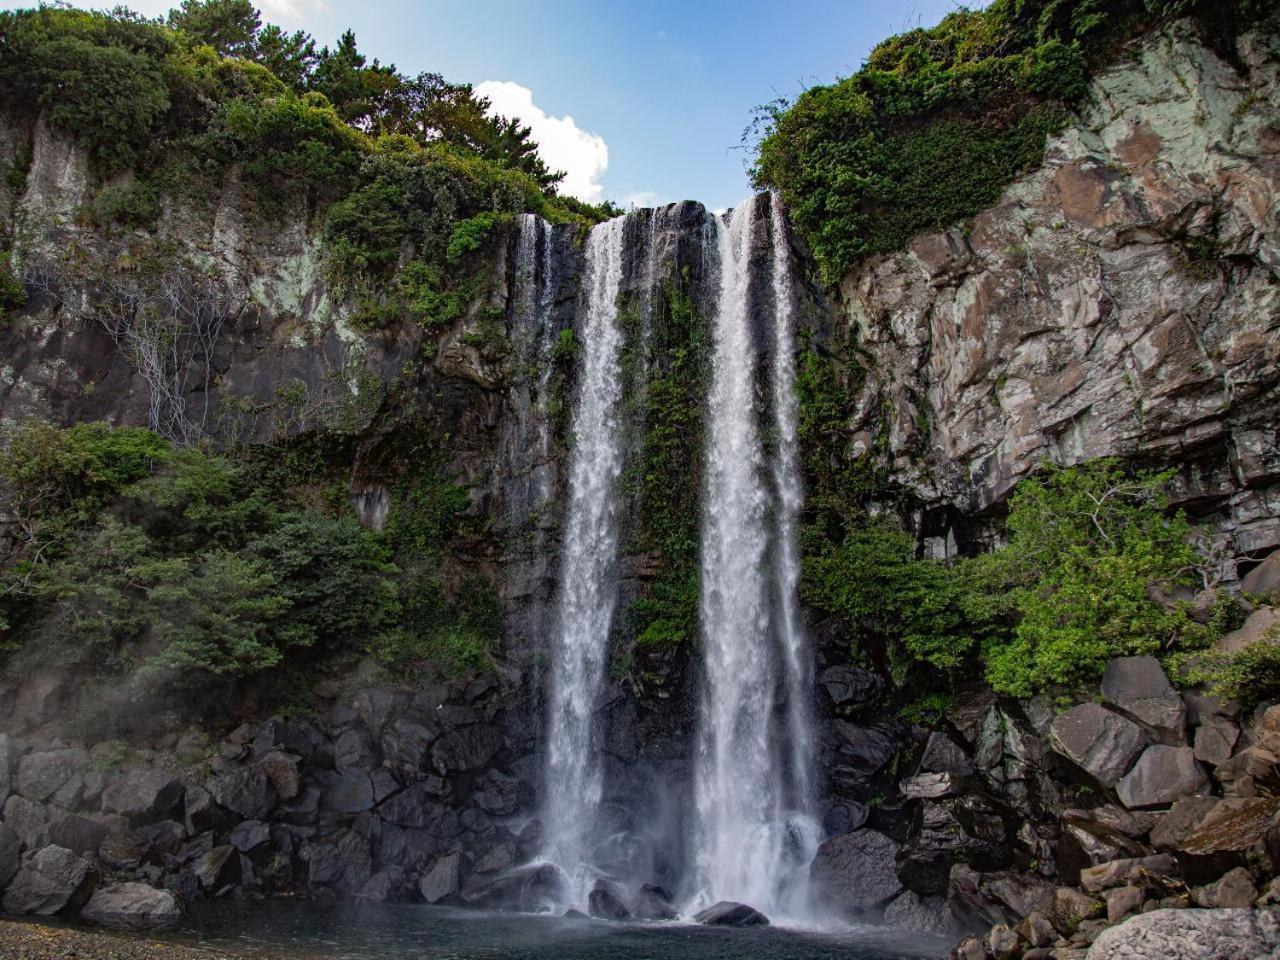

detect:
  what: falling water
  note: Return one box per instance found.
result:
[692,199,782,912]
[542,215,628,906]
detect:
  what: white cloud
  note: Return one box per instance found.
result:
[258,0,329,27]
[474,80,609,204]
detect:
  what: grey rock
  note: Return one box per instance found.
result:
[0,734,13,805]
[334,726,379,773]
[257,750,301,801]
[99,831,150,870]
[1101,657,1187,742]
[1193,715,1240,766]
[2,845,96,915]
[229,819,271,853]
[461,862,568,912]
[1241,550,1280,598]
[919,731,975,775]
[1104,884,1146,923]
[46,811,110,856]
[819,665,883,713]
[473,769,519,816]
[633,883,678,921]
[212,766,276,820]
[0,823,20,889]
[418,851,460,903]
[1044,887,1103,937]
[900,771,958,800]
[986,924,1020,960]
[1149,797,1220,851]
[431,725,504,774]
[1050,703,1147,787]
[381,718,439,771]
[376,782,453,830]
[16,749,86,802]
[1080,855,1177,893]
[810,829,903,911]
[324,768,375,815]
[306,829,371,893]
[1218,607,1280,655]
[183,783,231,835]
[80,882,182,927]
[1116,745,1208,809]
[4,794,50,850]
[101,770,184,826]
[1086,908,1280,959]
[883,889,957,937]
[588,880,631,920]
[192,845,241,894]
[693,901,769,926]
[1193,867,1256,909]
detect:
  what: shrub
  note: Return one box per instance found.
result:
[1177,626,1280,711]
[0,262,27,316]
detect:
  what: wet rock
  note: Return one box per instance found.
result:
[461,862,568,912]
[819,665,883,714]
[2,845,97,915]
[588,880,631,920]
[633,883,678,921]
[884,889,956,937]
[1116,746,1208,809]
[431,725,504,774]
[1100,657,1187,743]
[901,796,1010,894]
[920,732,975,776]
[823,800,869,835]
[831,721,899,780]
[1086,907,1280,959]
[1050,703,1147,787]
[101,770,184,826]
[693,901,769,926]
[306,829,371,894]
[80,882,182,927]
[810,829,903,911]
[212,766,276,820]
[418,851,461,904]
[192,845,241,895]
[473,769,520,816]
[0,823,21,889]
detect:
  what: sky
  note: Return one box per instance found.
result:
[14,0,979,210]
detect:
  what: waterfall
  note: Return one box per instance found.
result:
[689,195,816,919]
[542,215,628,906]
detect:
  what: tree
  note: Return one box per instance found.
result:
[309,30,398,130]
[167,0,261,58]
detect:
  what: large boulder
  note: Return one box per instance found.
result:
[16,749,87,803]
[46,811,111,856]
[810,829,903,911]
[460,862,568,912]
[1176,796,1280,883]
[1116,745,1208,809]
[376,781,454,830]
[632,883,678,921]
[693,901,769,926]
[819,665,883,714]
[1242,551,1280,598]
[323,768,375,815]
[0,823,21,889]
[2,845,97,915]
[431,725,504,774]
[1050,703,1147,787]
[306,829,372,894]
[1086,908,1280,959]
[418,851,461,904]
[1079,854,1177,894]
[80,882,182,927]
[212,766,276,820]
[3,794,49,850]
[192,845,242,895]
[101,770,184,825]
[473,769,520,816]
[1100,657,1187,743]
[0,734,14,805]
[883,889,957,937]
[1218,606,1280,654]
[588,880,631,920]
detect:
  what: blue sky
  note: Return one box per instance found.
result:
[20,0,977,210]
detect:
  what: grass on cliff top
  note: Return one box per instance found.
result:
[751,0,1272,283]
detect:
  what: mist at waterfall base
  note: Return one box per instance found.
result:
[160,900,951,959]
[528,197,832,928]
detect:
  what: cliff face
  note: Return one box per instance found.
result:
[838,21,1280,564]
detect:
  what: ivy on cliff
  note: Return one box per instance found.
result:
[751,0,1272,282]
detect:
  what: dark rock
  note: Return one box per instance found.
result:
[1177,796,1279,883]
[4,794,49,850]
[370,768,400,803]
[257,750,301,801]
[192,845,242,895]
[919,732,975,776]
[17,749,87,802]
[633,883,678,920]
[2,845,97,915]
[229,820,271,853]
[279,785,322,826]
[306,829,372,893]
[101,770,184,826]
[473,769,519,816]
[883,889,957,937]
[588,880,631,920]
[212,767,276,820]
[431,725,504,774]
[1042,887,1103,936]
[377,781,453,829]
[693,901,769,927]
[822,800,869,836]
[831,721,899,780]
[1193,715,1240,766]
[1089,907,1280,958]
[986,923,1019,960]
[418,851,461,903]
[47,811,110,856]
[819,665,883,713]
[0,734,13,805]
[80,882,182,927]
[1101,656,1187,743]
[355,687,410,735]
[1049,703,1147,787]
[99,831,150,870]
[1116,745,1209,809]
[334,726,379,773]
[901,796,1010,894]
[381,718,439,773]
[324,768,375,815]
[356,869,401,903]
[183,784,231,835]
[0,823,20,889]
[460,862,568,912]
[810,829,903,911]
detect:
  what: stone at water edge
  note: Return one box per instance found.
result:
[80,882,182,927]
[2,845,97,915]
[419,851,461,904]
[588,881,632,920]
[632,883,679,921]
[810,828,903,911]
[693,901,769,927]
[0,823,20,890]
[1086,908,1280,959]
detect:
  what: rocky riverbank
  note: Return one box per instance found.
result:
[0,919,247,960]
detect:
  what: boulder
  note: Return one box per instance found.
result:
[2,845,97,915]
[46,811,110,856]
[0,823,21,889]
[1193,867,1256,908]
[355,870,400,903]
[1016,911,1056,948]
[884,889,957,937]
[900,772,959,800]
[192,845,242,894]
[1116,746,1208,809]
[80,882,182,927]
[377,781,453,829]
[822,800,869,836]
[418,851,461,904]
[431,725,504,774]
[1100,657,1187,742]
[588,880,631,920]
[819,665,883,713]
[1103,884,1145,922]
[473,769,520,816]
[229,820,271,853]
[693,901,769,926]
[1193,715,1240,766]
[1218,607,1280,655]
[257,750,301,801]
[101,770,184,825]
[334,727,379,773]
[212,767,276,820]
[16,749,86,802]
[810,829,903,911]
[632,883,678,921]
[1085,908,1280,959]
[461,862,568,912]
[306,829,372,893]
[1150,797,1220,851]
[1080,855,1177,893]
[986,924,1019,960]
[1043,887,1103,937]
[0,734,13,804]
[919,732,975,776]
[1050,703,1147,787]
[1177,796,1280,883]
[324,768,375,815]
[3,795,49,850]
[184,784,231,835]
[99,831,150,870]
[1241,550,1280,598]
[381,718,439,771]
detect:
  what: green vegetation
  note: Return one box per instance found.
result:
[804,459,1225,698]
[752,0,1270,282]
[0,421,495,683]
[1179,625,1280,711]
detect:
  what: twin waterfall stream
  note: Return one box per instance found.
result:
[515,196,819,923]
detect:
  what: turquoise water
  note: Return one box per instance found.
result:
[156,901,951,960]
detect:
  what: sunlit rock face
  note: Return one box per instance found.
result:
[838,20,1280,561]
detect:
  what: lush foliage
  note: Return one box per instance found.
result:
[803,459,1224,697]
[1179,625,1280,711]
[752,0,1270,281]
[0,422,490,681]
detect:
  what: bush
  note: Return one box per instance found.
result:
[1178,626,1280,711]
[0,262,27,316]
